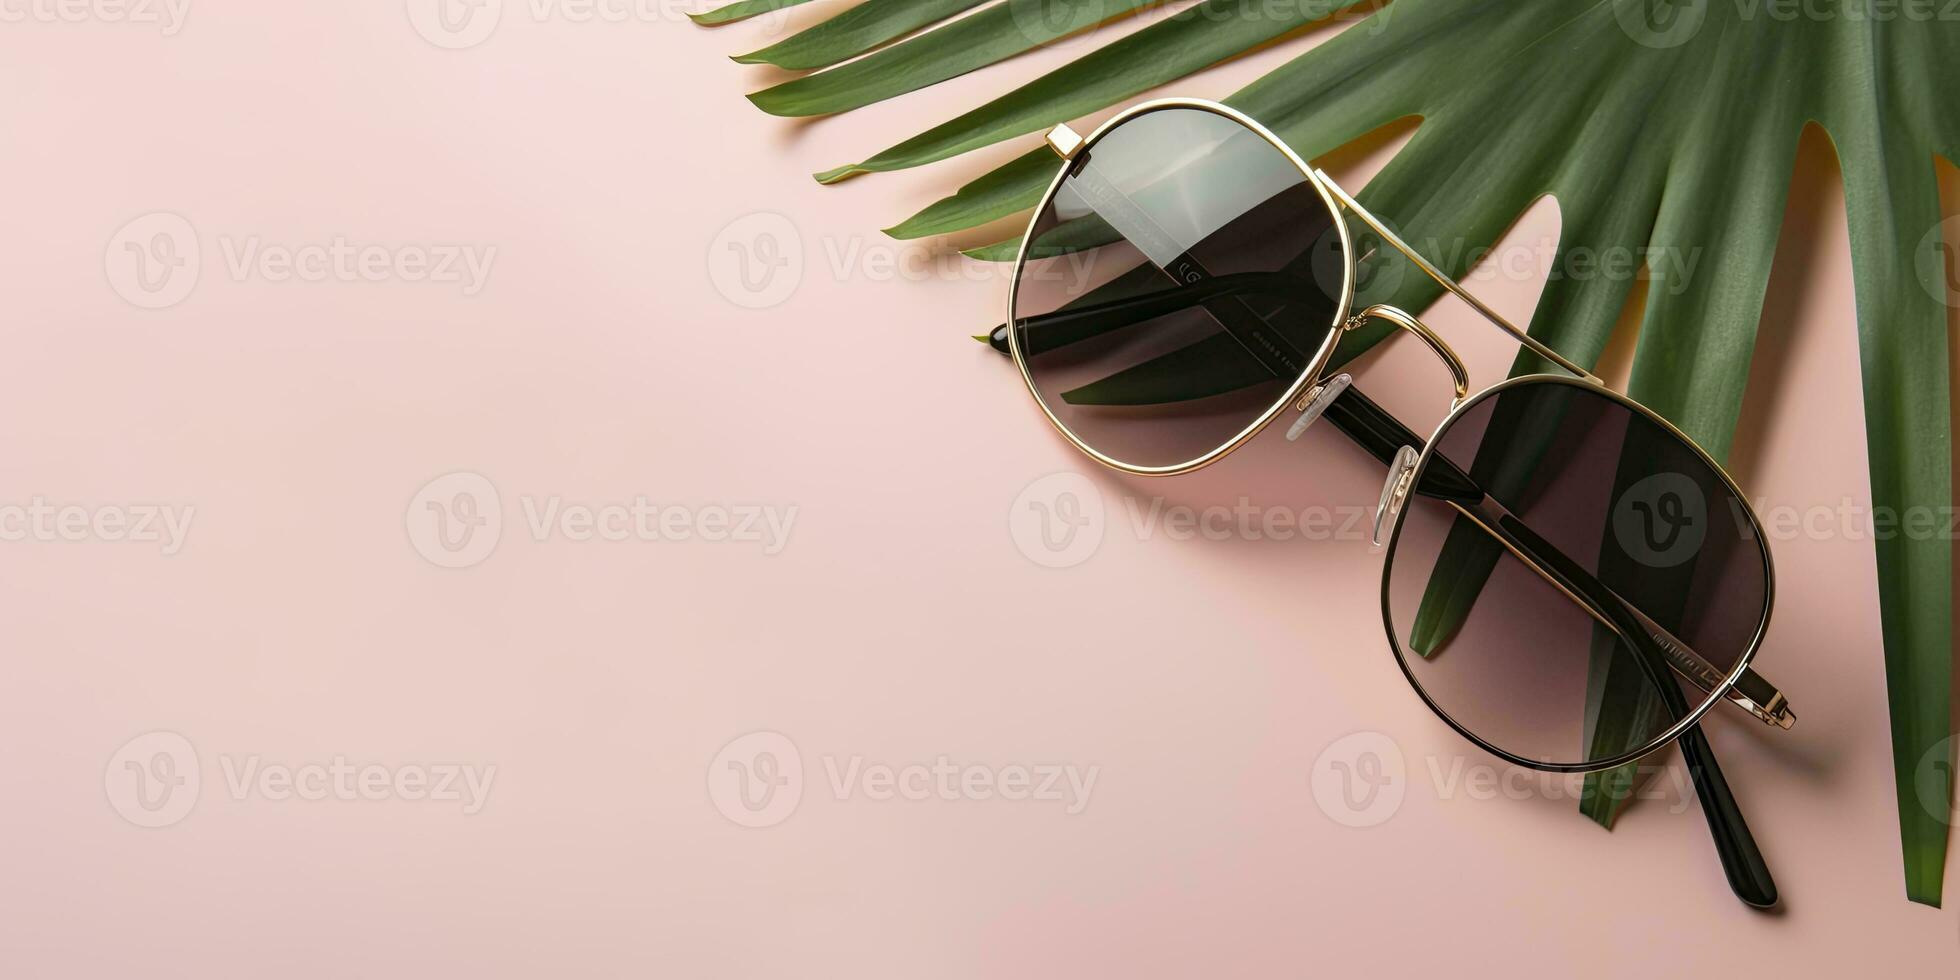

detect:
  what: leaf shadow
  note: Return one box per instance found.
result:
[1697,125,1842,787]
[1940,151,1960,849]
[1727,124,1838,487]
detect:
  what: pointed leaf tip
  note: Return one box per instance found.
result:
[746,89,807,118]
[814,164,863,185]
[960,239,1021,262]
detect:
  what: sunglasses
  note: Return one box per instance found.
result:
[988,99,1796,909]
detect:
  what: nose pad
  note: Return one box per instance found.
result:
[1373,445,1421,547]
[1284,373,1352,442]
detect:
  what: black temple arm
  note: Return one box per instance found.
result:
[1497,515,1778,908]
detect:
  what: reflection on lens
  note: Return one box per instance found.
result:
[1384,380,1769,769]
[1012,106,1347,470]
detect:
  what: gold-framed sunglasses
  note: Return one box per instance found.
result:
[986,98,1795,909]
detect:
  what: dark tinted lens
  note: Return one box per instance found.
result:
[1012,106,1347,470]
[1384,380,1770,768]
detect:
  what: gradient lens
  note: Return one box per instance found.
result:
[1383,380,1770,768]
[1011,106,1348,470]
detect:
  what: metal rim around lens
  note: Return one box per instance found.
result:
[1005,98,1356,478]
[1377,374,1777,774]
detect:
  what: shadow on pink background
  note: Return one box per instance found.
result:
[2,3,1955,975]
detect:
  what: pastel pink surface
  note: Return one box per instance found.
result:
[1,4,1954,976]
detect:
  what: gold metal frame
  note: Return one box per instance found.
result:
[1004,97,1791,769]
[1376,373,1780,773]
[1006,99,1355,477]
[1348,304,1470,408]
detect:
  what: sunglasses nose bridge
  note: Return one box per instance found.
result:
[1288,303,1471,443]
[1349,304,1470,410]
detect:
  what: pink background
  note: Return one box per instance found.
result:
[3,3,1956,975]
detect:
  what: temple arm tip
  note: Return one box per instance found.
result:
[1678,726,1780,910]
[986,324,1011,355]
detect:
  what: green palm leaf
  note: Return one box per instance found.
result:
[752,0,1173,116]
[735,0,993,69]
[810,0,1375,181]
[687,0,819,26]
[744,0,1176,115]
[699,0,1959,905]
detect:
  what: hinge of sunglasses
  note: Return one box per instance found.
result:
[1734,687,1797,730]
[1372,445,1421,547]
[1285,373,1352,441]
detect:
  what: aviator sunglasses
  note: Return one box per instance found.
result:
[987,99,1796,909]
